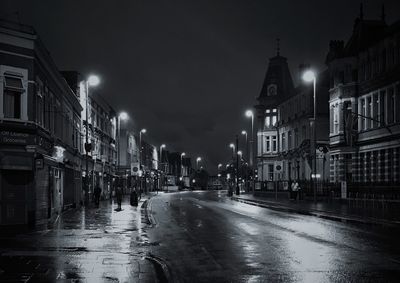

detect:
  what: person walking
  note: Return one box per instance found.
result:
[94,183,101,208]
[115,185,123,211]
[292,180,299,200]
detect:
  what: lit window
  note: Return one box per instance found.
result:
[266,109,270,114]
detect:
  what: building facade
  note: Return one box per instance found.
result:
[326,13,400,189]
[0,20,82,227]
[255,51,330,192]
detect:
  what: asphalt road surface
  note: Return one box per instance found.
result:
[147,190,400,282]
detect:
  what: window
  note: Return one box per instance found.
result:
[265,136,270,152]
[379,90,386,125]
[288,131,292,149]
[265,116,270,127]
[367,96,372,129]
[334,105,339,133]
[281,133,286,151]
[272,136,277,152]
[272,115,277,126]
[268,164,274,181]
[294,128,299,147]
[361,99,366,130]
[3,75,24,119]
[373,93,379,128]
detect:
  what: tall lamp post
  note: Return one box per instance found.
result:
[117,111,128,190]
[159,144,166,191]
[180,152,186,182]
[196,157,202,170]
[139,128,147,192]
[245,110,255,192]
[241,130,248,161]
[229,143,235,160]
[302,70,317,202]
[84,74,100,206]
[160,144,166,171]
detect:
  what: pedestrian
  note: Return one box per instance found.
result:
[296,181,302,200]
[293,180,299,200]
[94,183,101,208]
[115,185,123,211]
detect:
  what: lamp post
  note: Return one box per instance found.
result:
[84,74,99,206]
[245,110,255,192]
[180,152,186,180]
[117,111,128,183]
[302,70,317,202]
[196,157,202,170]
[241,130,248,161]
[235,135,240,195]
[139,128,146,192]
[159,144,166,191]
[229,143,235,160]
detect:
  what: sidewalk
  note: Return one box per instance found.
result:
[0,193,164,282]
[232,193,400,226]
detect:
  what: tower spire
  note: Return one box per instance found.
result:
[276,38,280,56]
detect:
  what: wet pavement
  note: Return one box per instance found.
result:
[2,190,400,282]
[0,195,161,282]
[232,194,400,226]
[147,190,400,282]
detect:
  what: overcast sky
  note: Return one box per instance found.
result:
[2,0,400,173]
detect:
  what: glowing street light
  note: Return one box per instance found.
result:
[180,152,186,177]
[117,111,129,182]
[84,74,100,205]
[302,69,317,201]
[196,157,202,169]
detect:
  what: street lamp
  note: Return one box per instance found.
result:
[159,144,166,190]
[245,109,255,192]
[117,111,129,178]
[229,143,235,159]
[84,74,100,205]
[302,70,317,202]
[160,144,166,166]
[139,128,147,192]
[196,157,202,170]
[241,130,248,160]
[181,152,186,178]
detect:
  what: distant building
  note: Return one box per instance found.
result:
[326,11,400,188]
[0,20,82,227]
[255,49,330,192]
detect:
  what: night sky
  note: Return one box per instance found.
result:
[2,0,400,173]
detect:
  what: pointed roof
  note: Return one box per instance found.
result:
[257,53,294,107]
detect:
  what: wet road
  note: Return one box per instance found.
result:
[147,190,400,282]
[0,197,159,282]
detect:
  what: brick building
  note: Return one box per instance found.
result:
[0,20,82,227]
[326,11,400,189]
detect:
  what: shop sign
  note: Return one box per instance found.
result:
[0,130,35,145]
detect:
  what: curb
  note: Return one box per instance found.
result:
[232,196,400,227]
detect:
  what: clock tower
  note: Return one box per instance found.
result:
[254,45,295,186]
